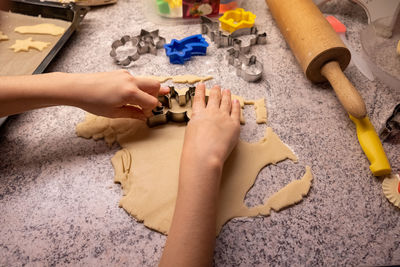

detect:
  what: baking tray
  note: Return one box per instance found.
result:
[0,0,89,127]
[1,0,89,74]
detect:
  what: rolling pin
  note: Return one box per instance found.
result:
[265,0,391,176]
[265,0,366,118]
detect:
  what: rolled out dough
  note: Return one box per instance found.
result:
[9,37,50,52]
[14,23,65,36]
[76,113,313,235]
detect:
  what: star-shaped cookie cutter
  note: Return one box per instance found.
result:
[226,48,263,82]
[110,30,166,66]
[164,34,209,64]
[219,8,256,33]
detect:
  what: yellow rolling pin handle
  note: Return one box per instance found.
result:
[349,115,391,176]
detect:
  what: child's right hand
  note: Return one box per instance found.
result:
[181,83,241,173]
[70,70,170,120]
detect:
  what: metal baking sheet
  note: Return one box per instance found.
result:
[0,0,89,76]
[0,0,89,127]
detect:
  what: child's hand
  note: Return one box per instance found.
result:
[181,83,241,170]
[72,70,169,120]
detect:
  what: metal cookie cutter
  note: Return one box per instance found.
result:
[232,30,267,54]
[147,86,196,127]
[201,16,267,52]
[380,103,400,141]
[226,48,263,82]
[110,29,166,66]
[201,15,266,81]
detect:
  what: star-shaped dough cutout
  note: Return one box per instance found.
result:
[0,31,9,41]
[9,38,51,52]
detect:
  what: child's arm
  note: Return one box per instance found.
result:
[0,70,169,119]
[159,84,241,267]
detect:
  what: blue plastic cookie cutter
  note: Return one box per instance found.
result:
[164,34,209,64]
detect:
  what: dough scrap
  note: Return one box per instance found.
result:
[397,40,400,55]
[14,23,65,36]
[382,174,400,208]
[259,166,312,215]
[245,98,267,124]
[137,76,172,83]
[0,31,9,41]
[136,75,213,84]
[76,112,313,235]
[171,75,213,84]
[9,37,50,52]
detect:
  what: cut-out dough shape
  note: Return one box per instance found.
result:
[9,37,50,52]
[382,173,400,208]
[76,113,313,235]
[259,166,312,215]
[397,40,400,55]
[0,31,8,41]
[136,75,213,84]
[137,76,172,83]
[14,23,65,36]
[245,98,267,124]
[171,75,213,84]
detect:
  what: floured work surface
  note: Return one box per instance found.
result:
[0,11,71,76]
[76,97,313,235]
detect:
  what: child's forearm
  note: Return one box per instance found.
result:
[0,70,169,119]
[160,84,240,267]
[159,157,223,267]
[0,73,75,117]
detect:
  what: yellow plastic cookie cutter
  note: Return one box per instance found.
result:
[219,8,256,33]
[349,115,391,176]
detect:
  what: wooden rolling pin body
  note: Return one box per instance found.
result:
[266,0,367,118]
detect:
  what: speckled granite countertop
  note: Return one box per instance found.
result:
[1,0,399,266]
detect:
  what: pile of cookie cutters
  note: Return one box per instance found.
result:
[110,29,166,66]
[200,8,267,82]
[109,8,267,82]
